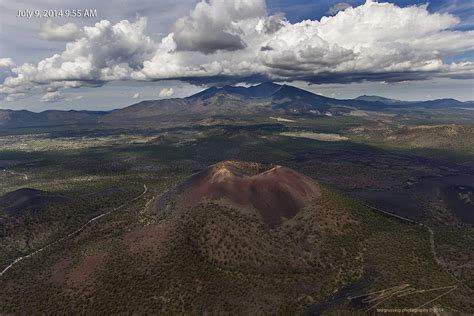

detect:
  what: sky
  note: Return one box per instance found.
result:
[0,0,473,111]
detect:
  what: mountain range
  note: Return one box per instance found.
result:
[1,82,472,128]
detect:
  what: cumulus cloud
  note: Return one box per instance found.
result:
[1,17,155,100]
[255,13,286,34]
[1,0,473,102]
[132,92,140,99]
[5,93,27,102]
[0,58,15,83]
[159,87,174,97]
[40,91,66,103]
[137,0,474,84]
[327,3,351,15]
[38,20,82,41]
[172,0,266,54]
[40,91,83,103]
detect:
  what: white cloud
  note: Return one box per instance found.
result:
[172,0,266,54]
[1,17,155,99]
[40,91,83,103]
[159,87,174,97]
[0,58,15,83]
[327,3,351,15]
[0,58,14,68]
[137,0,474,84]
[133,92,140,99]
[1,0,473,102]
[5,93,27,102]
[38,20,82,41]
[40,91,66,103]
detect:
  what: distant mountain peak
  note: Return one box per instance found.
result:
[187,82,339,102]
[1,83,470,129]
[355,95,402,103]
[188,82,283,100]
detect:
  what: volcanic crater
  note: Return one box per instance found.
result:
[169,161,321,227]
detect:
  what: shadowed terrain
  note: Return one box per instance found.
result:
[0,188,72,216]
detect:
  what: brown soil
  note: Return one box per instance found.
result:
[49,253,105,295]
[124,222,170,254]
[50,258,72,285]
[68,254,105,286]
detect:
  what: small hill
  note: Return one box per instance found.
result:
[0,109,106,128]
[393,125,474,158]
[137,160,471,313]
[0,188,72,216]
